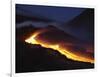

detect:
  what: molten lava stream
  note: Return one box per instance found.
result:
[25,33,94,64]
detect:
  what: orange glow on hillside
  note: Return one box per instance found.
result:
[25,31,94,64]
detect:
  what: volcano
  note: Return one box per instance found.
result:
[16,25,94,73]
[16,5,94,73]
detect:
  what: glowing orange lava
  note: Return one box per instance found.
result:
[25,31,94,64]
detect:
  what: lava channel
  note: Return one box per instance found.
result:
[25,30,94,64]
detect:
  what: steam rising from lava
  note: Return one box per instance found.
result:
[25,28,94,64]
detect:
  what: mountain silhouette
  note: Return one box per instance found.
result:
[61,9,94,43]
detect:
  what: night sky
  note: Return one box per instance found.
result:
[16,4,86,23]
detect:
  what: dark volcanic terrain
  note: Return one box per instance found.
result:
[16,26,94,73]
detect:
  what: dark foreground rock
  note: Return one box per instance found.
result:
[16,40,94,73]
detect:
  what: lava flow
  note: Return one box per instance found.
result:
[25,30,94,64]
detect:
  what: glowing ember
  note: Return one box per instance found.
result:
[25,31,94,64]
